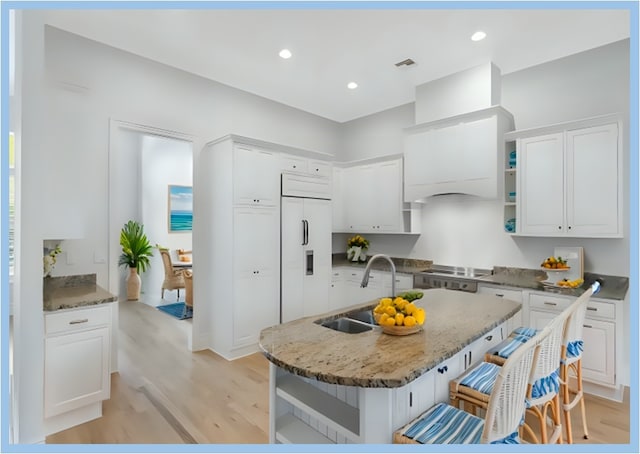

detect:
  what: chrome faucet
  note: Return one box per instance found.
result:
[361,254,397,297]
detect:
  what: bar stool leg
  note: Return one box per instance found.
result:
[577,359,589,440]
[561,363,574,444]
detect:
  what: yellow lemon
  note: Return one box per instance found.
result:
[393,296,404,305]
[373,304,384,314]
[379,297,392,306]
[395,299,407,311]
[379,313,389,324]
[414,308,426,325]
[403,316,417,327]
[385,306,397,317]
[405,302,416,315]
[395,313,404,326]
[384,317,396,326]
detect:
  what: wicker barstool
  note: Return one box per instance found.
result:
[393,321,546,445]
[450,302,571,444]
[449,281,601,444]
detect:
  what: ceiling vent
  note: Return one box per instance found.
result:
[395,58,416,67]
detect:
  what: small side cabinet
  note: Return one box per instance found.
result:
[44,305,112,419]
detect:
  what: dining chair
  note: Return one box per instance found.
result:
[160,249,186,300]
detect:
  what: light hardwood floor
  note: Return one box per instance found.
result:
[47,299,630,444]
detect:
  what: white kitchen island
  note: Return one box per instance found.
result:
[259,288,521,444]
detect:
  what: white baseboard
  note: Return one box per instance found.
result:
[584,381,625,402]
[43,402,102,436]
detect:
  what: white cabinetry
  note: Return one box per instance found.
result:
[233,207,280,347]
[334,157,419,234]
[331,267,413,311]
[507,115,622,237]
[404,106,514,201]
[234,144,279,206]
[199,136,281,359]
[526,292,616,387]
[44,304,112,434]
[281,154,331,177]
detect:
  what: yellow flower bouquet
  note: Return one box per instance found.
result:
[347,234,369,262]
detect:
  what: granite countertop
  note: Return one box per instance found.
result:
[332,254,432,275]
[478,267,629,301]
[331,255,629,301]
[43,274,117,311]
[259,288,520,388]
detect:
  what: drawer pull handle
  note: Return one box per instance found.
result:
[587,307,597,311]
[485,335,493,341]
[544,302,557,306]
[583,324,593,328]
[496,294,504,298]
[69,319,89,325]
[437,366,448,374]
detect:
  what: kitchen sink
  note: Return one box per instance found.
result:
[317,317,373,334]
[342,308,376,325]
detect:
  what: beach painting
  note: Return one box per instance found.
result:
[168,185,193,232]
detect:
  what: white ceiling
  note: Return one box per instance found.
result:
[42,7,630,123]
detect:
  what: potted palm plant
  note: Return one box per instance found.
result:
[118,220,153,301]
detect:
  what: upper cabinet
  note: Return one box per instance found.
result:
[507,114,622,238]
[333,157,420,235]
[233,144,280,206]
[403,106,515,202]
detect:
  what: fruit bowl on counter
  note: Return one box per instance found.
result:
[373,291,426,336]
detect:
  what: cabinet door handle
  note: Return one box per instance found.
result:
[583,324,593,328]
[495,294,504,297]
[69,319,89,325]
[409,391,413,407]
[437,366,448,374]
[587,307,597,312]
[544,302,557,306]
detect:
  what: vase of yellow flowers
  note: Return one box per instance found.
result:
[347,234,369,262]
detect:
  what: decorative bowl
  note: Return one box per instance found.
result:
[381,324,423,336]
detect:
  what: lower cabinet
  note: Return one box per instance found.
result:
[44,304,112,433]
[330,267,414,312]
[527,292,616,387]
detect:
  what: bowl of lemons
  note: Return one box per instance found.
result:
[373,292,426,336]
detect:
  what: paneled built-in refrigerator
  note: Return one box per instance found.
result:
[281,172,332,323]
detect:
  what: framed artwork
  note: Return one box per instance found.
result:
[168,185,193,232]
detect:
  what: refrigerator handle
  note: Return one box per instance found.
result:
[301,220,307,245]
[303,220,309,245]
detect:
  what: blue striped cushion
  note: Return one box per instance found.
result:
[497,334,532,358]
[566,339,584,359]
[530,369,561,401]
[513,326,538,338]
[459,362,501,394]
[402,403,521,444]
[403,403,483,444]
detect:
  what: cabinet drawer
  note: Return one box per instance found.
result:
[281,155,308,173]
[477,285,522,303]
[344,268,364,283]
[585,299,615,320]
[46,305,111,336]
[308,160,331,177]
[528,293,572,312]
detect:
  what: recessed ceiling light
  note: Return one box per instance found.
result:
[347,82,358,90]
[279,49,292,59]
[471,31,487,42]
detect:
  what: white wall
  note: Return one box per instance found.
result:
[16,15,342,444]
[339,103,414,162]
[141,135,193,302]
